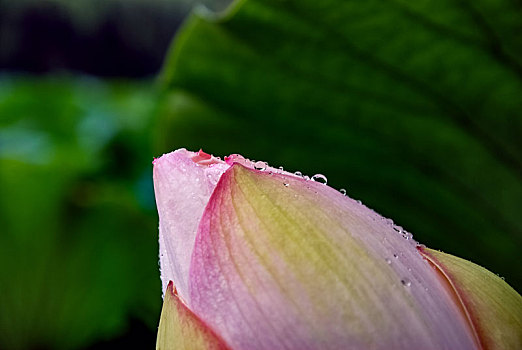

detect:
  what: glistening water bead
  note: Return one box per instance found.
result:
[254,161,267,171]
[311,174,327,185]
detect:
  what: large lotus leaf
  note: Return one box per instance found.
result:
[156,0,522,291]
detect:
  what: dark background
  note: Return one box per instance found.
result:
[0,0,232,76]
[1,0,520,349]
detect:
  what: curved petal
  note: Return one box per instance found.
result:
[156,282,231,350]
[188,164,478,350]
[153,149,300,299]
[153,149,230,299]
[419,247,522,350]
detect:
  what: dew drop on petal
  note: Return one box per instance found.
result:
[311,174,327,184]
[393,225,403,234]
[294,171,302,177]
[283,183,290,187]
[393,254,399,259]
[385,258,392,265]
[254,161,267,171]
[339,188,347,195]
[401,278,411,287]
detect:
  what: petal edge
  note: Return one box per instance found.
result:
[419,247,522,350]
[156,282,231,350]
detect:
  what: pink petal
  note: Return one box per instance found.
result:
[188,164,478,350]
[153,149,230,300]
[153,149,294,301]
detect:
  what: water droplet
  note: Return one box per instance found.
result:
[339,188,347,195]
[401,278,411,287]
[393,226,403,234]
[303,175,310,180]
[311,174,327,184]
[278,166,284,171]
[385,258,392,264]
[294,171,302,177]
[254,161,267,171]
[356,200,362,204]
[393,254,399,259]
[283,183,289,187]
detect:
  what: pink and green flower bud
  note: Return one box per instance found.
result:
[153,148,522,350]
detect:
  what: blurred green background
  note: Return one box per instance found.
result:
[1,0,521,349]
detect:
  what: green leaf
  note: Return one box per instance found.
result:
[0,77,160,349]
[156,0,522,291]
